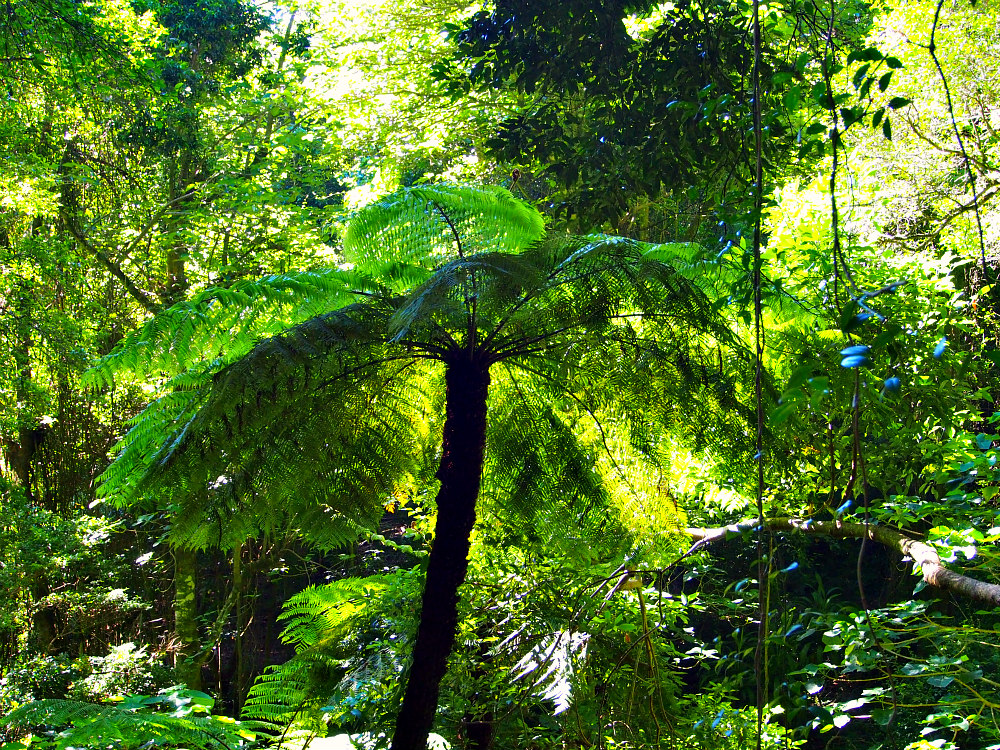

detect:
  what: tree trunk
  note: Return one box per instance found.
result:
[162,156,191,306]
[30,575,58,654]
[390,355,491,750]
[173,545,203,690]
[233,542,247,714]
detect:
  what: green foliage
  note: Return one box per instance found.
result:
[0,644,172,711]
[8,1,1000,747]
[682,689,803,749]
[1,686,250,750]
[246,532,810,749]
[92,185,756,555]
[84,270,359,388]
[440,0,877,227]
[243,569,423,738]
[91,183,757,750]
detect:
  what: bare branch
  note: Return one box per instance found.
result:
[62,211,160,313]
[686,518,1000,607]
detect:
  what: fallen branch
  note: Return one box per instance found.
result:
[685,518,1000,607]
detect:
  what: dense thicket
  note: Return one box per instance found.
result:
[0,1,997,749]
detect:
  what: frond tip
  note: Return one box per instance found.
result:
[345,185,546,292]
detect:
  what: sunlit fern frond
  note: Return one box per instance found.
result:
[85,269,358,386]
[478,234,736,359]
[104,299,437,548]
[94,185,768,557]
[96,366,213,507]
[345,185,545,293]
[488,233,770,493]
[242,661,314,733]
[243,571,421,734]
[279,577,392,648]
[481,366,623,558]
[242,579,393,732]
[1,698,248,750]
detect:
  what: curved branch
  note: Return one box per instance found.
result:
[686,518,1000,607]
[62,212,159,313]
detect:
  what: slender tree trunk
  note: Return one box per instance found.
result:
[12,282,36,504]
[30,576,58,654]
[173,545,203,689]
[390,355,491,750]
[162,156,190,305]
[233,541,247,714]
[12,279,61,651]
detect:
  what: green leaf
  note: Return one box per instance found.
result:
[927,675,955,688]
[784,85,801,110]
[872,708,895,725]
[839,300,861,331]
[786,364,816,391]
[852,63,870,89]
[771,401,799,425]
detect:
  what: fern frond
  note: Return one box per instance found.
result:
[102,299,435,548]
[85,269,358,386]
[279,577,391,648]
[2,697,248,749]
[481,366,623,557]
[243,569,422,733]
[345,185,545,293]
[96,367,213,507]
[479,231,767,496]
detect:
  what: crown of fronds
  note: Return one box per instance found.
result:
[92,184,765,550]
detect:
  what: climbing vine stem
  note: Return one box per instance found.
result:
[927,0,992,285]
[750,0,768,743]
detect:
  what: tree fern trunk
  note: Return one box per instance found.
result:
[390,356,490,750]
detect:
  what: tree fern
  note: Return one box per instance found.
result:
[91,184,764,750]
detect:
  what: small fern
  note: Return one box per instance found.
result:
[242,570,423,738]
